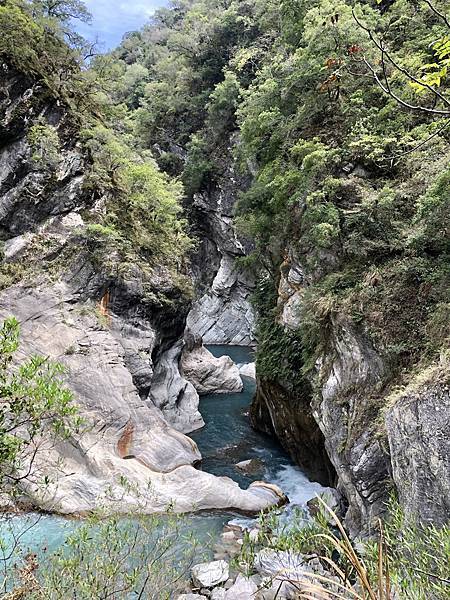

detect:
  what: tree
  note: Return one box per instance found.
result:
[0,317,81,496]
[351,1,450,117]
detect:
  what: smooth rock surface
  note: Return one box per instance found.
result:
[210,588,226,600]
[224,575,258,599]
[149,341,204,434]
[238,362,256,380]
[181,338,243,396]
[0,283,287,516]
[191,560,229,588]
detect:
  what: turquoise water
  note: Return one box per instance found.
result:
[0,346,326,573]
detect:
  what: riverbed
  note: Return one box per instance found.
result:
[0,346,326,572]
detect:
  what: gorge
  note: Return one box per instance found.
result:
[0,0,449,598]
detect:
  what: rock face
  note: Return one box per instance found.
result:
[0,64,286,517]
[251,379,336,488]
[149,341,204,434]
[187,255,255,346]
[0,282,287,515]
[386,370,450,526]
[181,332,243,395]
[311,316,391,534]
[252,248,450,533]
[187,139,255,346]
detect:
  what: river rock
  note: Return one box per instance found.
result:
[306,490,341,522]
[210,588,226,600]
[178,595,207,600]
[254,549,310,599]
[238,363,256,379]
[235,459,263,476]
[181,334,243,395]
[191,560,229,588]
[224,574,258,599]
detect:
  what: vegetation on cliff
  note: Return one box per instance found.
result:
[0,0,194,297]
[92,0,449,387]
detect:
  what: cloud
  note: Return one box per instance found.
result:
[76,0,168,50]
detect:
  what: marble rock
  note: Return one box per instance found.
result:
[0,284,287,517]
[191,560,229,588]
[224,575,258,599]
[238,362,256,380]
[181,335,243,396]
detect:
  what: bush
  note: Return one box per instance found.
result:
[3,511,202,599]
[0,317,81,495]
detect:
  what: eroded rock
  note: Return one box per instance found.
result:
[238,363,256,380]
[149,341,204,434]
[386,368,450,526]
[191,560,229,588]
[181,333,243,396]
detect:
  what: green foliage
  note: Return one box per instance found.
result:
[410,164,450,254]
[27,122,61,170]
[238,499,450,600]
[3,511,203,599]
[365,502,450,600]
[253,277,307,388]
[32,513,199,599]
[0,0,91,109]
[81,125,193,270]
[0,317,81,492]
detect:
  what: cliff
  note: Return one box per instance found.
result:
[0,59,283,515]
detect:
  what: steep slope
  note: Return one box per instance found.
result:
[0,4,284,515]
[107,0,450,533]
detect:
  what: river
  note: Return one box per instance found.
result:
[0,346,327,576]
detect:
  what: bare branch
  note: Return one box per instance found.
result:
[351,8,450,117]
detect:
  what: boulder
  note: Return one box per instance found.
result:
[181,335,243,395]
[254,549,310,599]
[238,363,256,380]
[210,589,226,600]
[191,560,229,588]
[235,459,264,476]
[224,574,258,599]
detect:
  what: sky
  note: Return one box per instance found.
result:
[76,1,169,50]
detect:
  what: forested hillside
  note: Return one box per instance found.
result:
[0,0,449,597]
[99,0,449,529]
[105,0,449,380]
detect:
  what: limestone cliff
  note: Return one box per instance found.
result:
[251,228,449,534]
[186,139,255,346]
[0,64,284,515]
